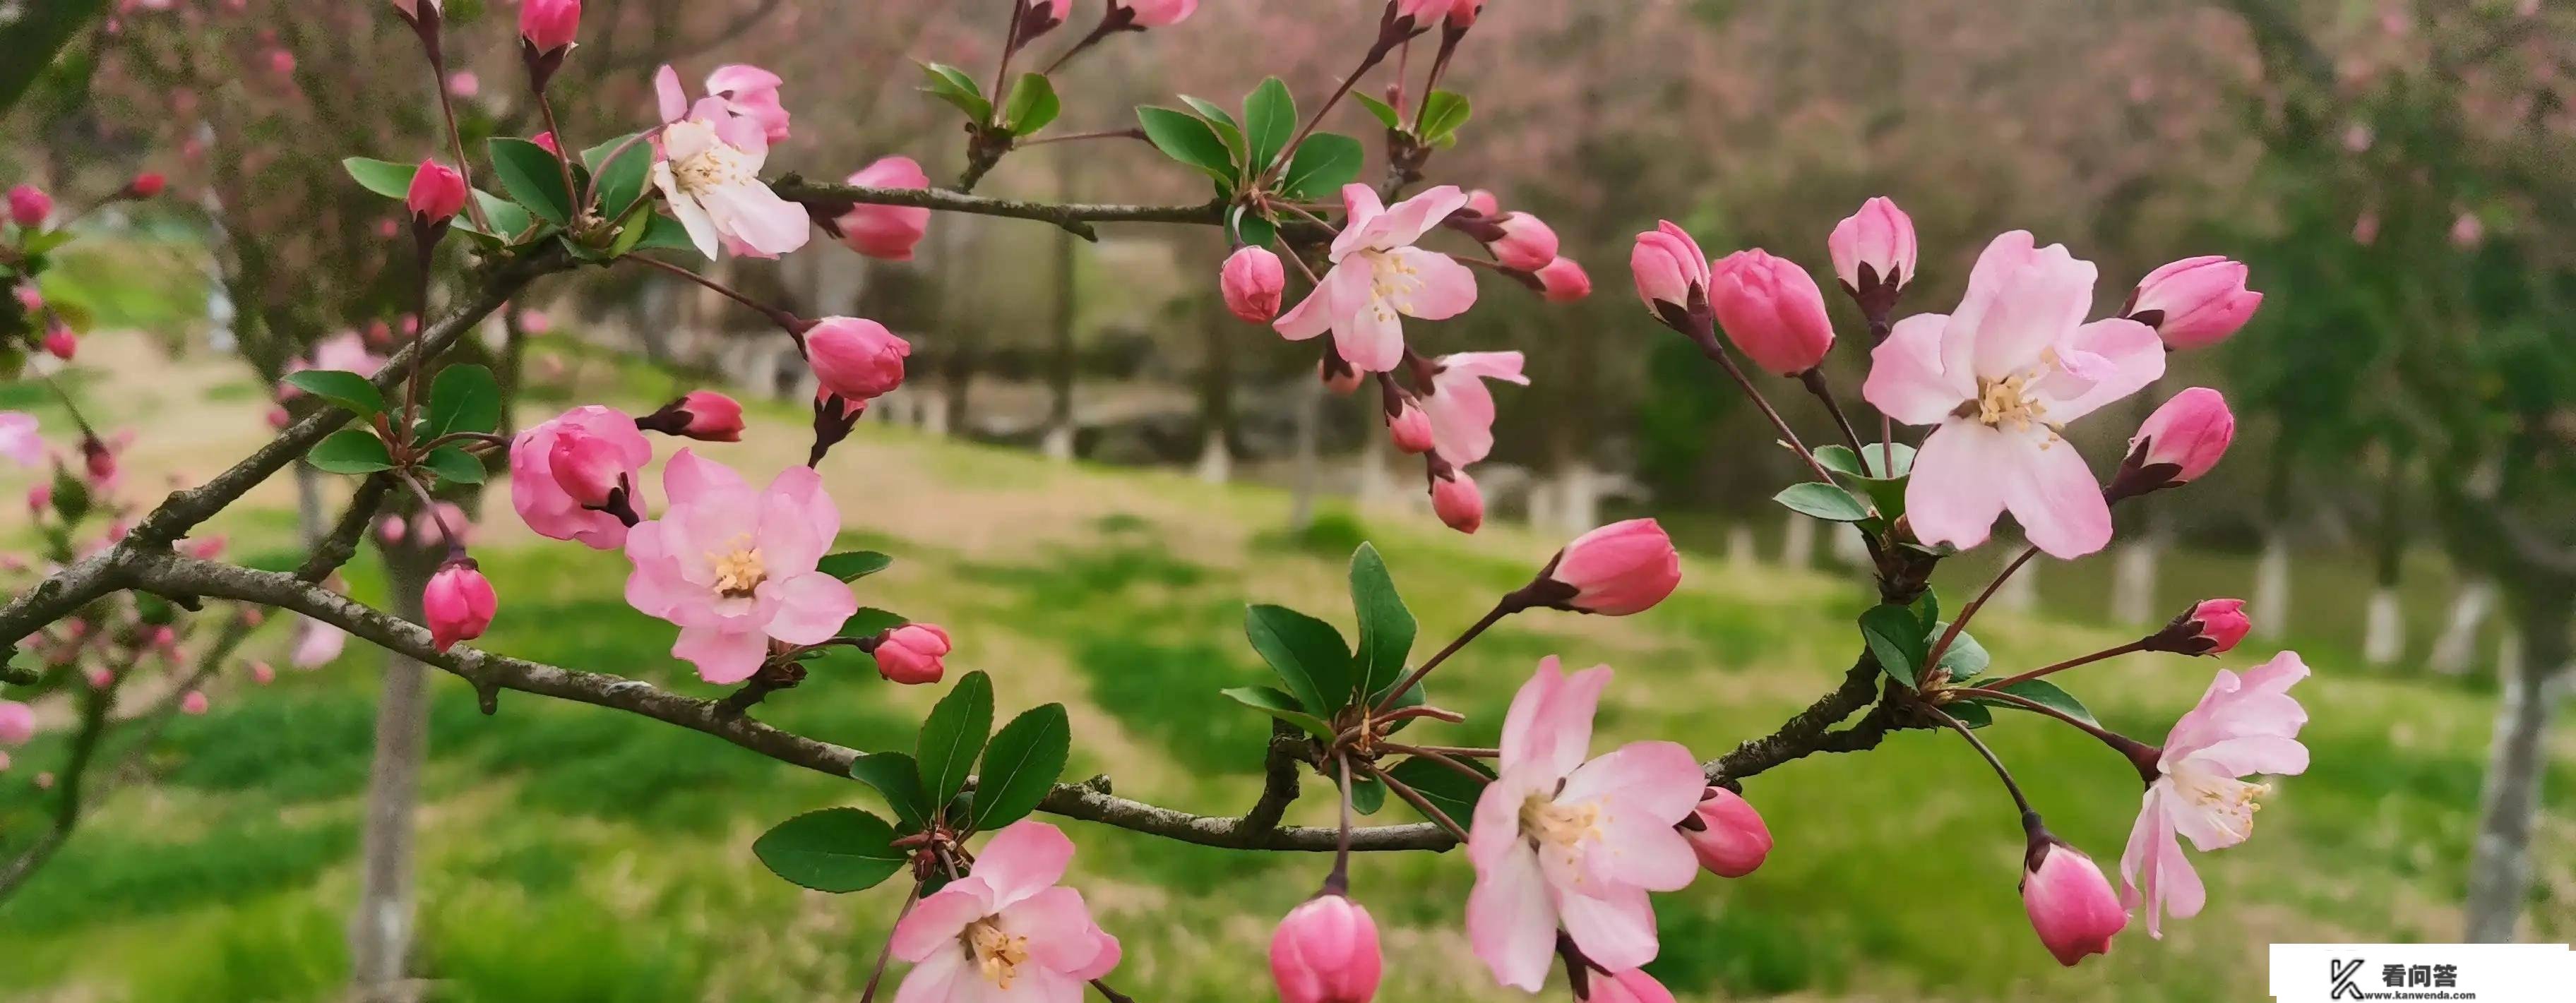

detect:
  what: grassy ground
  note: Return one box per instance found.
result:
[0,334,2569,1002]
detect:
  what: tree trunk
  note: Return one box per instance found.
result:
[2463,586,2569,942]
[2363,587,2405,666]
[2254,531,2292,639]
[2430,578,2498,676]
[2365,472,2409,666]
[1829,522,1870,567]
[1287,376,1320,531]
[1780,511,1816,569]
[1724,523,1756,567]
[2111,534,2163,625]
[349,546,439,999]
[1198,298,1234,485]
[1996,555,2039,612]
[294,462,327,551]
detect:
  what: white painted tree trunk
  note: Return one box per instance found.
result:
[1780,512,1816,569]
[2464,594,2568,942]
[1550,463,1601,536]
[919,390,950,437]
[2111,538,2162,625]
[294,462,326,551]
[1725,524,1757,567]
[350,552,434,999]
[1040,424,1075,462]
[2363,587,2404,666]
[1194,429,1230,484]
[1995,557,2039,613]
[1829,524,1870,566]
[2253,533,2291,639]
[2430,579,2498,677]
[1356,434,1394,505]
[1287,380,1320,531]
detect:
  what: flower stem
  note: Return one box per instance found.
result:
[1925,544,2038,671]
[626,254,803,332]
[1952,686,2163,782]
[1796,368,1868,457]
[533,92,582,216]
[1365,761,1469,843]
[1369,596,1517,717]
[395,469,467,563]
[1017,127,1147,148]
[1679,313,1839,486]
[1269,37,1400,181]
[856,883,919,1003]
[1378,743,1490,781]
[1924,704,2034,818]
[1324,753,1356,894]
[1985,639,2147,690]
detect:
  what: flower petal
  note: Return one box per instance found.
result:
[1862,313,1969,426]
[2040,318,2164,423]
[891,882,994,962]
[1903,420,2011,553]
[762,572,856,644]
[1466,841,1557,992]
[1999,428,2113,559]
[972,820,1076,909]
[672,625,768,684]
[1498,657,1608,780]
[1002,886,1109,975]
[1554,881,1659,972]
[890,939,974,1003]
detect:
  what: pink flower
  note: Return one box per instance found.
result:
[181,534,227,560]
[124,172,165,198]
[1708,249,1835,376]
[639,390,745,442]
[1542,519,1681,616]
[890,821,1121,1002]
[1463,188,1500,217]
[43,326,76,361]
[251,661,277,685]
[406,159,468,224]
[510,406,652,549]
[2022,839,2126,966]
[1393,0,1450,25]
[623,450,857,684]
[1827,196,1917,294]
[1581,969,1676,1003]
[2147,599,2252,656]
[874,623,952,685]
[650,65,811,259]
[412,500,472,547]
[1116,0,1198,28]
[1489,213,1560,272]
[13,282,39,313]
[530,131,561,155]
[1467,659,1703,990]
[446,71,479,99]
[1,412,42,467]
[837,157,931,260]
[1388,400,1434,455]
[424,560,497,651]
[265,48,294,75]
[181,691,210,715]
[1860,232,2166,559]
[1277,185,1479,373]
[1431,469,1483,534]
[1416,352,1527,467]
[291,617,347,667]
[1680,786,1770,877]
[518,0,580,52]
[1319,352,1364,396]
[1532,258,1591,302]
[2125,256,2262,350]
[1448,0,1486,28]
[0,701,34,745]
[280,332,388,395]
[1270,894,1381,1003]
[2118,387,2234,492]
[8,184,52,229]
[1630,221,1710,318]
[804,316,912,401]
[2120,651,2310,937]
[704,64,790,142]
[1222,246,1287,323]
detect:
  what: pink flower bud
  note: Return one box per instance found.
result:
[873,623,951,685]
[1388,401,1434,454]
[643,390,744,442]
[518,0,581,53]
[2021,840,2127,967]
[181,534,226,560]
[1679,786,1770,877]
[181,690,210,715]
[1532,258,1590,302]
[446,71,479,99]
[2125,256,2262,350]
[836,157,931,260]
[251,661,276,685]
[124,172,165,198]
[8,184,52,229]
[1707,249,1834,376]
[266,406,290,429]
[407,159,467,224]
[424,560,498,652]
[1580,968,1677,1003]
[25,484,49,515]
[242,608,266,627]
[1431,469,1483,534]
[1489,212,1559,272]
[35,771,54,789]
[1462,188,1500,217]
[43,327,78,361]
[1268,894,1382,1003]
[2125,387,2233,488]
[86,668,114,690]
[82,437,117,484]
[1393,0,1449,26]
[0,701,35,745]
[530,131,561,155]
[2146,598,2250,656]
[1827,196,1916,294]
[1116,0,1199,29]
[1318,352,1363,396]
[1630,221,1710,316]
[1222,246,1287,323]
[1543,519,1680,615]
[13,283,40,313]
[546,428,629,507]
[1448,0,1486,28]
[804,316,912,401]
[265,48,295,76]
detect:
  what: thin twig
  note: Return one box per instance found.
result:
[1370,597,1516,716]
[1925,545,2039,672]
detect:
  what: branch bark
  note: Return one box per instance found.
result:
[772,177,1225,241]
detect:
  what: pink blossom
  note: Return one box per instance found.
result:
[1680,786,1770,877]
[1116,0,1198,29]
[1388,400,1434,455]
[2120,651,2310,937]
[639,390,745,442]
[1463,189,1500,217]
[124,172,165,198]
[2121,387,2234,491]
[704,64,790,142]
[1827,196,1917,294]
[265,48,294,76]
[0,412,42,467]
[181,535,227,560]
[424,560,498,651]
[1414,352,1526,468]
[1318,352,1364,396]
[1270,894,1381,1003]
[406,159,468,223]
[2023,839,2126,966]
[2125,256,2262,350]
[1431,469,1482,534]
[0,701,34,745]
[510,406,652,549]
[1532,258,1591,302]
[623,450,857,684]
[1543,519,1681,616]
[280,332,387,395]
[446,71,479,99]
[2148,599,2252,656]
[806,316,912,402]
[1489,213,1560,272]
[1277,185,1479,373]
[530,131,561,155]
[650,65,811,259]
[1581,969,1676,1003]
[1708,249,1835,376]
[291,617,347,667]
[1222,246,1287,323]
[251,661,277,685]
[889,821,1121,1002]
[1467,659,1702,990]
[1861,232,2165,559]
[8,184,52,229]
[1630,221,1710,317]
[875,623,952,685]
[1448,0,1486,28]
[518,0,580,52]
[837,157,931,260]
[42,326,76,361]
[181,691,210,715]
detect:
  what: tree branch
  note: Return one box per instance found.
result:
[1705,650,1913,786]
[770,176,1225,242]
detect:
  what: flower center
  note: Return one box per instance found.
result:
[962,917,1030,989]
[668,125,757,196]
[2173,766,2269,842]
[1364,249,1422,321]
[1518,791,1599,849]
[706,537,766,598]
[1974,372,2049,432]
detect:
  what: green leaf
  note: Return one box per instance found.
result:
[818,551,894,582]
[1928,623,1990,680]
[1417,90,1471,146]
[848,752,932,831]
[48,467,89,522]
[631,212,701,255]
[487,137,575,225]
[919,61,994,121]
[425,364,501,439]
[461,191,535,242]
[607,199,655,258]
[1337,769,1386,815]
[1229,206,1277,248]
[1137,106,1237,184]
[1277,133,1364,201]
[1241,76,1296,172]
[579,132,652,219]
[1220,685,1333,739]
[1813,444,1865,479]
[419,445,485,486]
[1858,603,1928,690]
[307,430,395,475]
[751,808,907,893]
[1178,95,1248,165]
[917,671,994,810]
[1774,482,1872,522]
[1244,604,1354,723]
[1001,73,1061,137]
[1910,589,1940,634]
[838,606,909,639]
[1350,92,1403,131]
[1347,543,1415,707]
[1984,678,2099,728]
[281,370,385,416]
[970,703,1071,832]
[342,157,417,199]
[1383,755,1493,827]
[1944,700,1994,729]
[1861,442,1916,479]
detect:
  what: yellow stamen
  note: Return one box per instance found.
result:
[706,535,765,598]
[962,918,1030,989]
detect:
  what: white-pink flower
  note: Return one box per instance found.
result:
[510,405,652,550]
[703,64,790,142]
[290,615,347,668]
[1467,658,1703,991]
[1276,184,1479,373]
[2120,651,2310,937]
[650,65,811,260]
[890,820,1122,1003]
[279,332,388,398]
[1,412,42,467]
[1860,231,2165,559]
[1417,351,1527,467]
[622,449,855,684]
